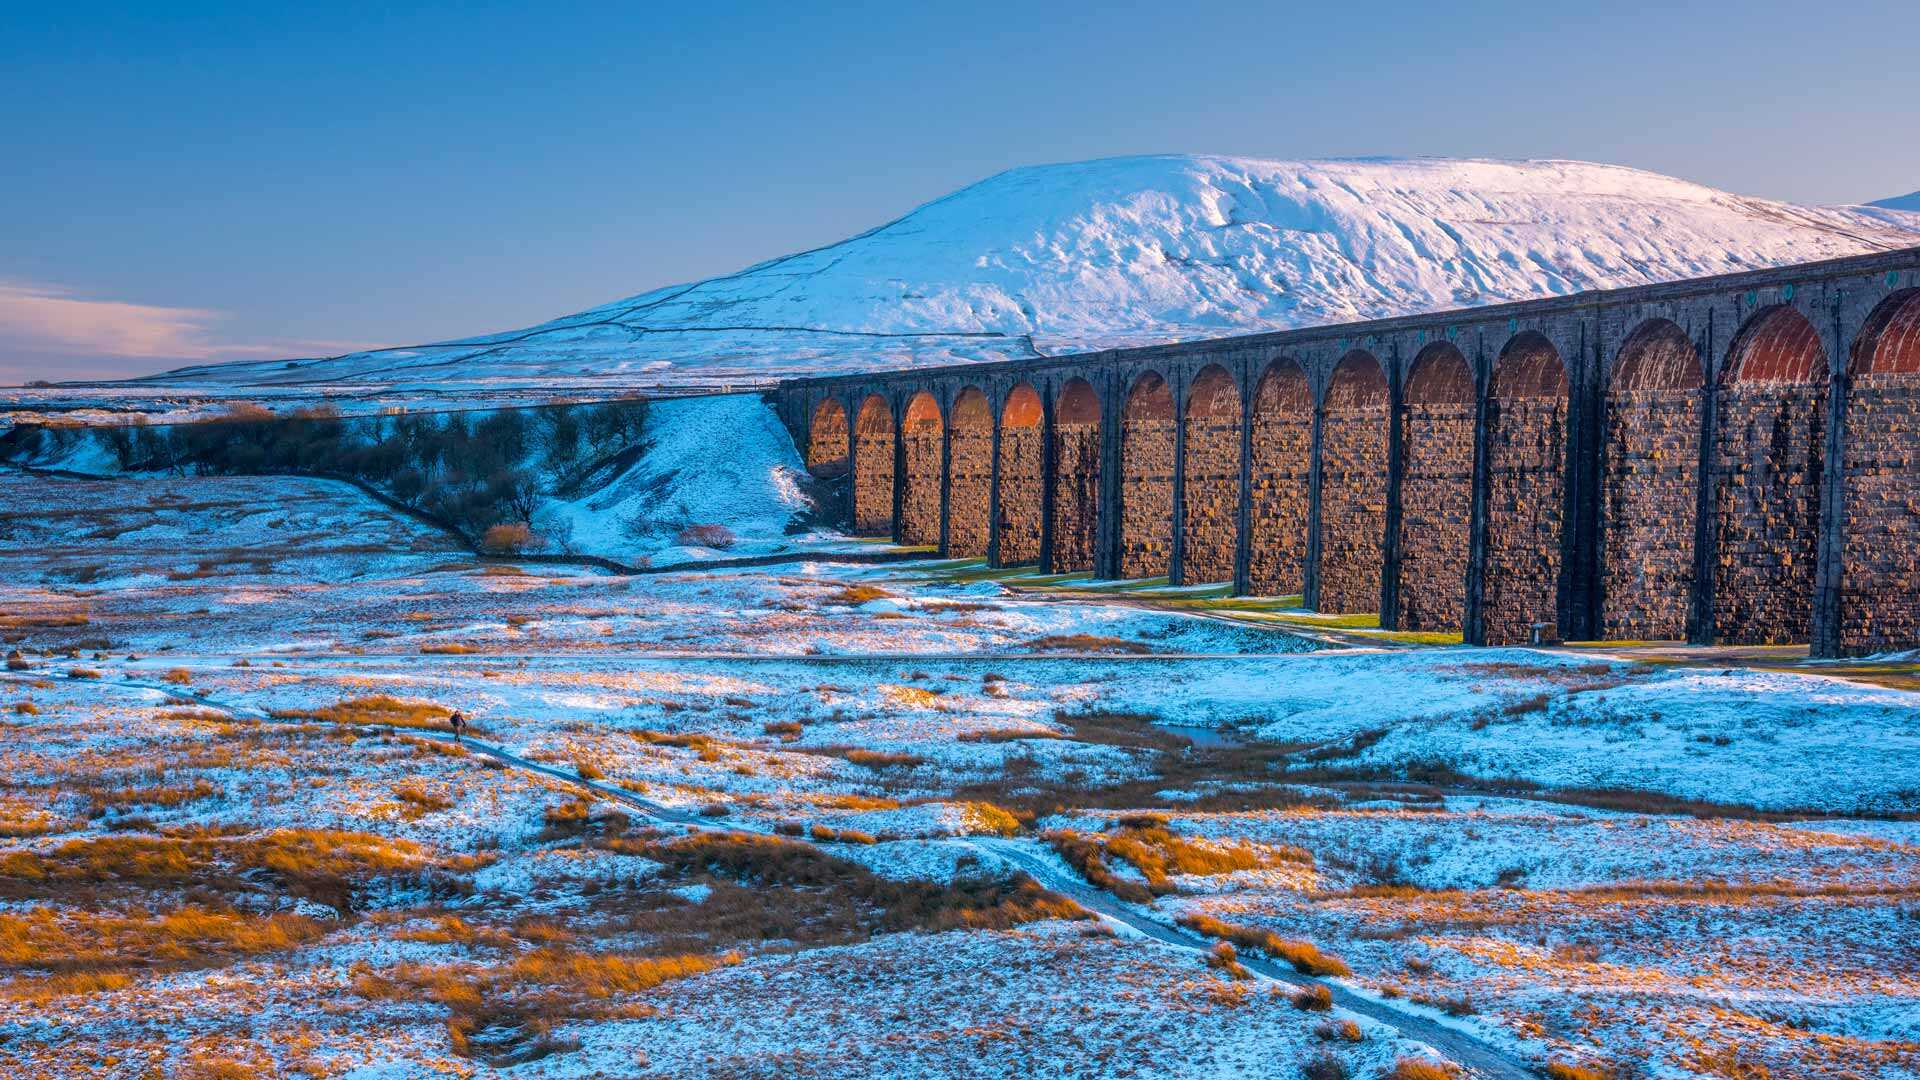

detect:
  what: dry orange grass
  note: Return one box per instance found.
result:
[270,695,450,730]
[1046,816,1305,903]
[0,906,325,974]
[1545,1064,1612,1080]
[1177,913,1352,977]
[1383,1059,1457,1080]
[420,643,478,655]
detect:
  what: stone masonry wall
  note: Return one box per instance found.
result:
[1120,416,1176,579]
[1600,390,1700,641]
[997,423,1044,564]
[1711,386,1822,644]
[1842,376,1920,652]
[1050,424,1100,571]
[947,419,993,557]
[853,424,894,536]
[1317,405,1388,614]
[1396,403,1475,630]
[807,406,848,476]
[1247,382,1311,596]
[1180,405,1241,584]
[1482,399,1566,645]
[900,428,943,547]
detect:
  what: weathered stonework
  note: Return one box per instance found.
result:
[1247,366,1311,596]
[1180,370,1241,584]
[997,421,1043,564]
[1120,378,1175,580]
[1601,389,1701,640]
[1711,386,1823,644]
[1318,357,1388,614]
[807,402,848,476]
[1397,402,1474,631]
[1482,397,1566,645]
[1050,423,1100,571]
[900,395,943,547]
[947,393,993,557]
[1841,373,1920,651]
[853,400,894,536]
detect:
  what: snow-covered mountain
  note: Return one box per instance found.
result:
[144,156,1920,390]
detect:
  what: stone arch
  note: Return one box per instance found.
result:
[997,383,1044,565]
[1247,358,1313,595]
[900,391,944,547]
[1119,371,1176,579]
[1482,331,1568,644]
[806,399,849,478]
[1601,320,1704,640]
[1180,364,1242,584]
[1398,342,1475,631]
[1050,378,1102,572]
[1712,306,1826,644]
[946,387,992,557]
[853,394,895,536]
[1318,350,1389,614]
[1840,289,1920,652]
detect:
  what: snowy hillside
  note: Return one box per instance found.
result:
[143,155,1920,390]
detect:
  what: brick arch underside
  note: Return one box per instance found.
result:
[1398,348,1475,632]
[901,395,943,547]
[1713,310,1824,645]
[1180,369,1242,584]
[1842,291,1920,652]
[946,392,993,557]
[995,387,1044,566]
[1318,356,1389,614]
[853,398,895,536]
[1602,323,1703,641]
[1120,377,1175,579]
[1247,364,1312,596]
[1482,338,1568,646]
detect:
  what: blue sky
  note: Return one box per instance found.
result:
[2,1,1916,382]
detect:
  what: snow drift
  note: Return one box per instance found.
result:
[140,155,1920,390]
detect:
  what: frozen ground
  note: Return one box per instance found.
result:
[2,470,1918,1078]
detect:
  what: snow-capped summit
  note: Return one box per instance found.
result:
[146,155,1920,390]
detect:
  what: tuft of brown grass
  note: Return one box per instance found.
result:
[421,643,478,655]
[1382,1059,1456,1080]
[1177,914,1351,977]
[161,668,194,685]
[1292,983,1333,1011]
[763,720,803,739]
[270,695,450,730]
[67,667,102,679]
[11,701,37,715]
[574,760,605,782]
[838,748,925,770]
[1545,1064,1612,1080]
[959,801,1022,837]
[1205,940,1250,980]
[821,584,895,606]
[1047,817,1302,903]
[1314,1019,1365,1043]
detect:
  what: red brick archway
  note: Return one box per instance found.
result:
[1713,306,1826,644]
[1602,320,1703,640]
[1119,372,1175,579]
[1180,365,1241,584]
[852,394,895,536]
[1050,379,1101,573]
[1841,289,1920,652]
[997,383,1044,565]
[1247,358,1311,596]
[900,392,943,547]
[947,387,992,557]
[1483,332,1567,644]
[1399,342,1475,631]
[1318,351,1388,614]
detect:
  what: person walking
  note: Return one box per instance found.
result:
[449,710,467,742]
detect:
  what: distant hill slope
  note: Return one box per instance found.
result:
[144,156,1920,390]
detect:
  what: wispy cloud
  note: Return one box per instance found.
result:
[0,280,376,384]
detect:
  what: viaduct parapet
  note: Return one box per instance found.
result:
[774,247,1920,657]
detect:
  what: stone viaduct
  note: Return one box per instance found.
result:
[774,247,1920,657]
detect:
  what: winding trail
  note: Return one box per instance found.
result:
[4,669,1543,1078]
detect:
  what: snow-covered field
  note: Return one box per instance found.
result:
[3,470,1918,1078]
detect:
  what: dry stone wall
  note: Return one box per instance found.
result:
[1397,403,1475,630]
[996,423,1043,564]
[1180,409,1241,584]
[1482,399,1566,644]
[1120,417,1176,579]
[1601,390,1701,640]
[1318,405,1388,614]
[1050,424,1100,571]
[1711,386,1822,644]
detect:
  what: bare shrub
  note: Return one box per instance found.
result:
[1301,1052,1349,1080]
[674,524,736,550]
[480,523,535,554]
